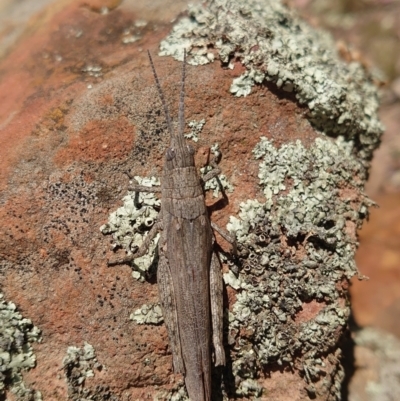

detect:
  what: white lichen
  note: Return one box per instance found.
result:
[130,304,163,325]
[100,176,160,281]
[230,69,265,97]
[185,119,206,142]
[63,342,103,399]
[224,136,372,397]
[0,293,42,400]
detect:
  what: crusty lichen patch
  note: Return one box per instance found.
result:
[184,119,205,142]
[159,0,383,161]
[130,303,163,325]
[223,136,373,398]
[154,385,188,401]
[63,342,118,401]
[0,293,42,400]
[63,343,97,396]
[100,176,161,281]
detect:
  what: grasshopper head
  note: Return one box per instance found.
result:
[165,139,195,169]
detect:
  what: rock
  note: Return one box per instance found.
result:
[0,0,383,399]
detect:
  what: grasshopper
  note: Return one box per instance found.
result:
[108,50,235,400]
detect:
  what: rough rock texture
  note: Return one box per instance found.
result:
[0,0,382,400]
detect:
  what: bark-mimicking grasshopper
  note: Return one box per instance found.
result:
[108,50,235,400]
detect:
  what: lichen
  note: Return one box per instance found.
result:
[100,176,161,281]
[81,65,103,78]
[63,342,118,401]
[130,304,163,325]
[223,136,372,398]
[63,343,97,387]
[159,0,383,161]
[155,384,188,401]
[230,70,265,97]
[184,119,206,142]
[0,293,42,400]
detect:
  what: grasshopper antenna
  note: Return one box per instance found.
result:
[178,49,187,138]
[147,50,174,139]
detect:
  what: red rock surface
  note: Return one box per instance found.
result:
[352,193,400,335]
[0,1,324,398]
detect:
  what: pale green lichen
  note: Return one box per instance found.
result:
[155,384,188,401]
[82,65,103,78]
[155,384,189,401]
[63,343,101,400]
[100,176,161,281]
[230,69,265,97]
[63,343,119,400]
[121,20,147,44]
[130,304,163,325]
[159,0,383,161]
[223,136,372,398]
[169,387,189,401]
[63,343,96,383]
[0,293,42,400]
[184,119,206,142]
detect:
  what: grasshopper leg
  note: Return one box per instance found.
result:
[210,248,226,367]
[128,184,162,193]
[125,172,162,193]
[107,218,163,266]
[211,222,237,256]
[202,157,221,183]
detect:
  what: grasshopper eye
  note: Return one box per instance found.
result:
[166,148,175,160]
[187,144,195,155]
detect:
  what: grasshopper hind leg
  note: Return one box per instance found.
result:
[157,238,185,374]
[210,249,226,367]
